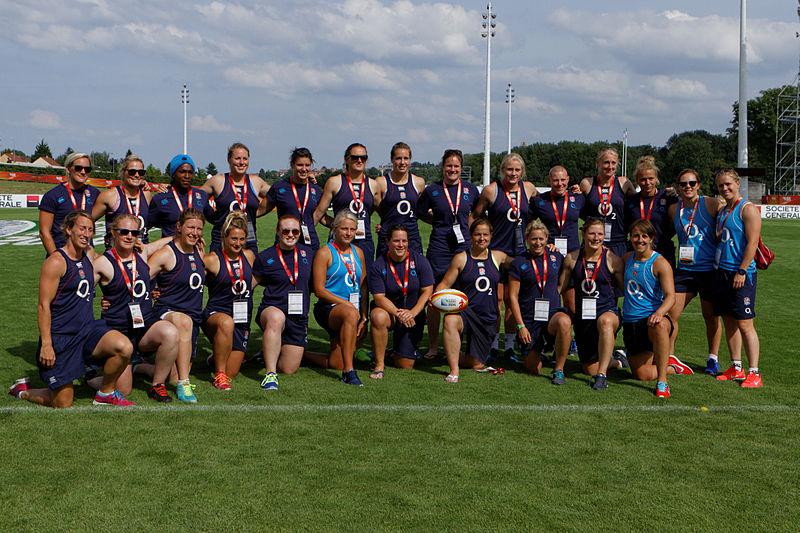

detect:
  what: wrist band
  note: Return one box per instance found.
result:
[516,324,525,331]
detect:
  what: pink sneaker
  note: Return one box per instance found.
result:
[668,355,694,375]
[716,365,746,381]
[9,378,30,398]
[93,390,135,406]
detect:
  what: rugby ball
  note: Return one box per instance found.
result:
[431,289,469,313]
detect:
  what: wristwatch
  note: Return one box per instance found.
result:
[736,268,746,275]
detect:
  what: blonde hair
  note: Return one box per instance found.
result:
[222,211,249,237]
[65,152,90,169]
[500,152,526,179]
[715,168,740,183]
[332,210,358,229]
[112,214,141,230]
[635,155,659,184]
[525,220,549,238]
[119,154,145,179]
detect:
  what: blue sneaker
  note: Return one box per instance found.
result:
[341,369,363,386]
[551,369,566,386]
[704,357,719,375]
[177,381,198,403]
[569,338,578,356]
[261,372,278,390]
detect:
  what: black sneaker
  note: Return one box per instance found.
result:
[612,349,629,368]
[341,369,363,386]
[591,374,608,390]
[148,383,173,402]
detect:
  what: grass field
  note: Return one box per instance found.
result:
[1,205,798,531]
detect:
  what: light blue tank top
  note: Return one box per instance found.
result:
[715,199,755,274]
[325,242,362,299]
[623,252,663,322]
[674,196,716,271]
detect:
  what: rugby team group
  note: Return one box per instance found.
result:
[7,141,763,407]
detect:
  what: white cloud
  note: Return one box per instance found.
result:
[514,95,561,114]
[190,115,232,132]
[646,75,710,100]
[28,110,62,129]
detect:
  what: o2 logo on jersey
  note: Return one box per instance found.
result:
[396,200,412,216]
[132,279,148,300]
[475,275,492,295]
[232,280,249,297]
[599,203,613,217]
[76,279,91,300]
[349,200,364,216]
[719,227,732,244]
[626,279,643,300]
[684,224,700,239]
[581,279,599,298]
[229,200,243,213]
[189,272,203,290]
[506,207,518,222]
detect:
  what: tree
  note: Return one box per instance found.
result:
[145,164,162,179]
[124,149,133,160]
[89,151,112,171]
[206,162,218,176]
[55,147,74,166]
[32,139,52,160]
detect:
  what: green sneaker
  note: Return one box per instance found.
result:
[261,372,278,390]
[177,381,198,403]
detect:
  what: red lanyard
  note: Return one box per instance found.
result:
[229,174,248,210]
[221,249,243,289]
[443,179,462,217]
[110,249,137,299]
[344,173,365,212]
[551,193,568,232]
[531,253,548,293]
[171,186,192,212]
[639,195,655,221]
[331,242,357,286]
[276,246,298,286]
[502,182,520,219]
[291,181,309,216]
[597,178,615,215]
[387,253,410,297]
[716,198,742,240]
[64,183,86,210]
[122,187,142,217]
[679,197,700,239]
[582,248,605,285]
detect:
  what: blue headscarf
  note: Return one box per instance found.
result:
[168,154,195,177]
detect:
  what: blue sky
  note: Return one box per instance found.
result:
[0,0,797,174]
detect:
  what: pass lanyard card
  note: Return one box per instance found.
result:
[534,299,550,322]
[277,246,303,314]
[581,297,597,320]
[679,245,695,264]
[222,249,248,323]
[111,249,144,328]
[444,180,465,244]
[288,291,304,315]
[554,237,568,255]
[233,301,249,323]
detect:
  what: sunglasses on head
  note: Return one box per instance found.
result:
[348,154,368,162]
[72,165,92,174]
[114,228,141,237]
[280,228,301,236]
[127,168,146,177]
[678,180,698,188]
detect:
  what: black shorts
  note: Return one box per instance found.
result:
[519,307,568,353]
[37,319,113,390]
[389,311,426,359]
[461,307,498,365]
[258,307,308,348]
[574,308,620,365]
[623,315,674,356]
[673,269,714,301]
[712,269,756,320]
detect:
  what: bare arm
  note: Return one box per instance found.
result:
[313,176,339,226]
[433,252,467,293]
[147,243,177,279]
[91,188,115,221]
[37,253,67,367]
[734,203,762,290]
[507,276,530,345]
[618,176,637,198]
[199,174,223,197]
[312,245,348,307]
[558,252,577,295]
[471,183,494,222]
[38,210,57,256]
[579,178,592,196]
[649,256,675,326]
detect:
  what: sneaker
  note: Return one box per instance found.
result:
[569,338,578,356]
[488,347,501,362]
[93,390,135,406]
[9,377,29,398]
[261,372,278,390]
[212,372,232,390]
[656,381,671,398]
[612,349,630,369]
[740,372,763,388]
[341,369,363,386]
[503,347,516,361]
[716,365,746,381]
[668,355,694,375]
[148,383,173,403]
[704,358,719,375]
[591,374,608,390]
[551,369,566,386]
[177,381,198,403]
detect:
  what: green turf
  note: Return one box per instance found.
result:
[1,206,798,531]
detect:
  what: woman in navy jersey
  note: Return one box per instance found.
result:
[416,149,480,358]
[623,156,677,266]
[712,169,762,388]
[373,142,426,257]
[203,212,256,390]
[313,143,378,280]
[435,217,510,382]
[147,154,214,238]
[311,211,368,386]
[92,154,154,246]
[507,221,572,384]
[667,169,726,375]
[38,152,101,256]
[147,207,207,403]
[93,214,178,402]
[202,142,270,253]
[530,166,584,255]
[579,146,636,258]
[9,210,134,408]
[616,220,678,397]
[260,147,323,250]
[252,215,314,390]
[369,225,434,377]
[557,218,626,390]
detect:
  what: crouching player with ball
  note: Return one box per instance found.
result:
[9,211,134,407]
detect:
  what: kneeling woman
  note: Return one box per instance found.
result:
[435,217,510,382]
[369,225,434,377]
[507,221,571,384]
[94,214,179,402]
[311,211,368,386]
[616,220,677,397]
[203,212,256,390]
[252,215,314,390]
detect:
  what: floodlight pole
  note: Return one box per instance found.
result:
[482,3,496,186]
[505,83,515,155]
[181,84,190,155]
[738,0,748,167]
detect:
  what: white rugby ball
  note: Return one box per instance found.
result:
[431,289,469,313]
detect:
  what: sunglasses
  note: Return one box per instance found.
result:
[348,154,368,162]
[72,165,93,174]
[114,228,141,237]
[280,228,301,236]
[127,168,146,177]
[678,181,698,188]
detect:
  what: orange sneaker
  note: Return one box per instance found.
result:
[716,365,745,381]
[212,372,232,390]
[740,372,763,388]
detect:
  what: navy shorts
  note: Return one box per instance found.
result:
[461,307,498,365]
[519,307,568,353]
[574,308,621,365]
[258,307,308,348]
[712,269,756,320]
[313,303,336,337]
[623,315,674,356]
[389,311,426,359]
[37,319,113,390]
[674,269,714,301]
[203,310,251,352]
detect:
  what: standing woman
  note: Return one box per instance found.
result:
[147,154,214,238]
[92,154,154,246]
[202,142,270,253]
[252,215,314,390]
[667,169,725,375]
[435,217,509,382]
[147,207,208,403]
[624,156,677,266]
[311,211,368,386]
[416,149,480,357]
[712,169,762,387]
[369,225,434,377]
[373,142,426,257]
[39,152,101,255]
[530,165,584,255]
[260,147,323,250]
[203,212,256,390]
[313,143,379,279]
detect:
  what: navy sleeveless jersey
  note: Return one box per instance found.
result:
[265,178,323,250]
[455,251,501,324]
[205,250,254,317]
[100,251,155,330]
[486,181,530,256]
[376,175,422,253]
[253,244,313,315]
[572,248,618,317]
[508,251,563,325]
[369,249,434,309]
[583,176,627,250]
[153,241,206,323]
[210,174,260,250]
[105,186,150,243]
[50,249,96,335]
[39,183,101,248]
[624,190,676,261]
[147,186,213,237]
[530,191,584,253]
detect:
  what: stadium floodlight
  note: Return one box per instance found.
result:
[181,84,190,155]
[481,3,496,186]
[505,83,515,155]
[738,0,748,167]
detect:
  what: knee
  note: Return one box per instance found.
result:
[163,322,180,345]
[262,308,285,332]
[174,313,193,332]
[370,308,390,328]
[111,334,133,359]
[555,315,571,335]
[343,307,360,326]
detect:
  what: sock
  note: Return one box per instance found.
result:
[749,367,759,374]
[178,379,188,385]
[491,333,500,350]
[708,354,718,362]
[504,334,515,350]
[733,360,742,370]
[96,390,112,397]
